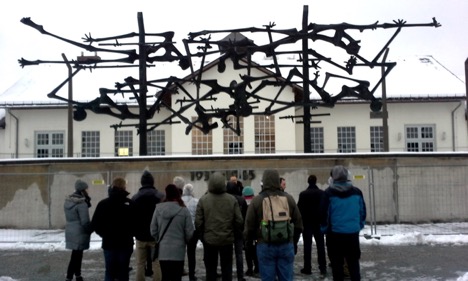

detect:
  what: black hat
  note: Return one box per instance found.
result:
[141,170,154,186]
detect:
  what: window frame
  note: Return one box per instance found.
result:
[337,126,356,153]
[35,131,65,158]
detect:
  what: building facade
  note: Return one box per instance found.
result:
[0,54,466,158]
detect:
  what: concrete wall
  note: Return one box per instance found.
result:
[0,153,467,229]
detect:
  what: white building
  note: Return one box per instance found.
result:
[0,47,466,158]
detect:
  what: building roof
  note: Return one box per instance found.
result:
[0,52,465,108]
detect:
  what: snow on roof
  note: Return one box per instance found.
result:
[0,54,465,107]
[370,55,465,99]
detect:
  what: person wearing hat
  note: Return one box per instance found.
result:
[181,183,200,281]
[320,165,366,281]
[64,179,93,281]
[92,177,135,281]
[241,186,259,277]
[132,171,165,281]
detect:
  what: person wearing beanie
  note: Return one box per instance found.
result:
[320,165,366,281]
[92,177,135,281]
[243,169,303,281]
[195,172,243,281]
[182,183,200,281]
[64,179,93,281]
[132,171,165,281]
[173,176,185,195]
[241,186,259,277]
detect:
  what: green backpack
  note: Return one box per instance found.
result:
[260,194,294,243]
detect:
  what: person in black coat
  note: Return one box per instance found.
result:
[132,170,165,281]
[92,177,135,281]
[226,181,248,281]
[297,175,327,277]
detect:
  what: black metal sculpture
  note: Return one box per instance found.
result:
[18,6,440,154]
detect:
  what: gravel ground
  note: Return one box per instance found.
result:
[1,243,468,281]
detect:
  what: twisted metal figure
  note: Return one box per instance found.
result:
[18,8,440,141]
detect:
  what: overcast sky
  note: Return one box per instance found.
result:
[1,0,466,94]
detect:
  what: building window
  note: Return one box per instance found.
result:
[147,130,165,155]
[35,131,64,158]
[191,117,213,155]
[114,130,133,156]
[223,117,244,154]
[337,126,356,153]
[255,115,275,154]
[370,126,384,152]
[405,125,435,152]
[81,131,100,157]
[310,127,324,153]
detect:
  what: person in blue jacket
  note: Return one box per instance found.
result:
[320,165,366,281]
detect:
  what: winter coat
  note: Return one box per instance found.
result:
[226,182,248,219]
[132,185,165,242]
[182,194,199,227]
[195,172,244,246]
[297,184,324,229]
[243,169,303,244]
[150,201,193,261]
[64,192,92,250]
[226,182,248,239]
[92,188,135,250]
[320,180,366,234]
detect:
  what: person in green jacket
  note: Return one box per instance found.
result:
[195,172,244,281]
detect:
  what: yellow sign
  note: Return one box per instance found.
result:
[118,147,129,156]
[92,179,106,185]
[353,175,365,180]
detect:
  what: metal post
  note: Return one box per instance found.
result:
[381,48,390,152]
[302,5,311,153]
[137,12,148,156]
[62,54,73,157]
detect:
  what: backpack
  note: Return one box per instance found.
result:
[260,194,294,243]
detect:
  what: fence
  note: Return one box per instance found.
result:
[0,153,467,242]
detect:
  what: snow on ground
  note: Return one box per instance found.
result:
[1,223,468,280]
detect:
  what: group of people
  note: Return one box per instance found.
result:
[63,165,366,281]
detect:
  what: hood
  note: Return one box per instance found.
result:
[208,172,226,194]
[158,201,184,219]
[329,181,354,195]
[261,169,281,191]
[64,194,85,210]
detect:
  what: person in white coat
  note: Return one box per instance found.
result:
[182,183,200,281]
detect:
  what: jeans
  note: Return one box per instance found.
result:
[326,232,361,281]
[203,242,233,281]
[302,226,327,273]
[135,240,161,281]
[66,249,83,279]
[256,242,294,281]
[103,248,133,281]
[186,231,199,279]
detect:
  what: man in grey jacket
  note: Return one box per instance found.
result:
[195,172,244,281]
